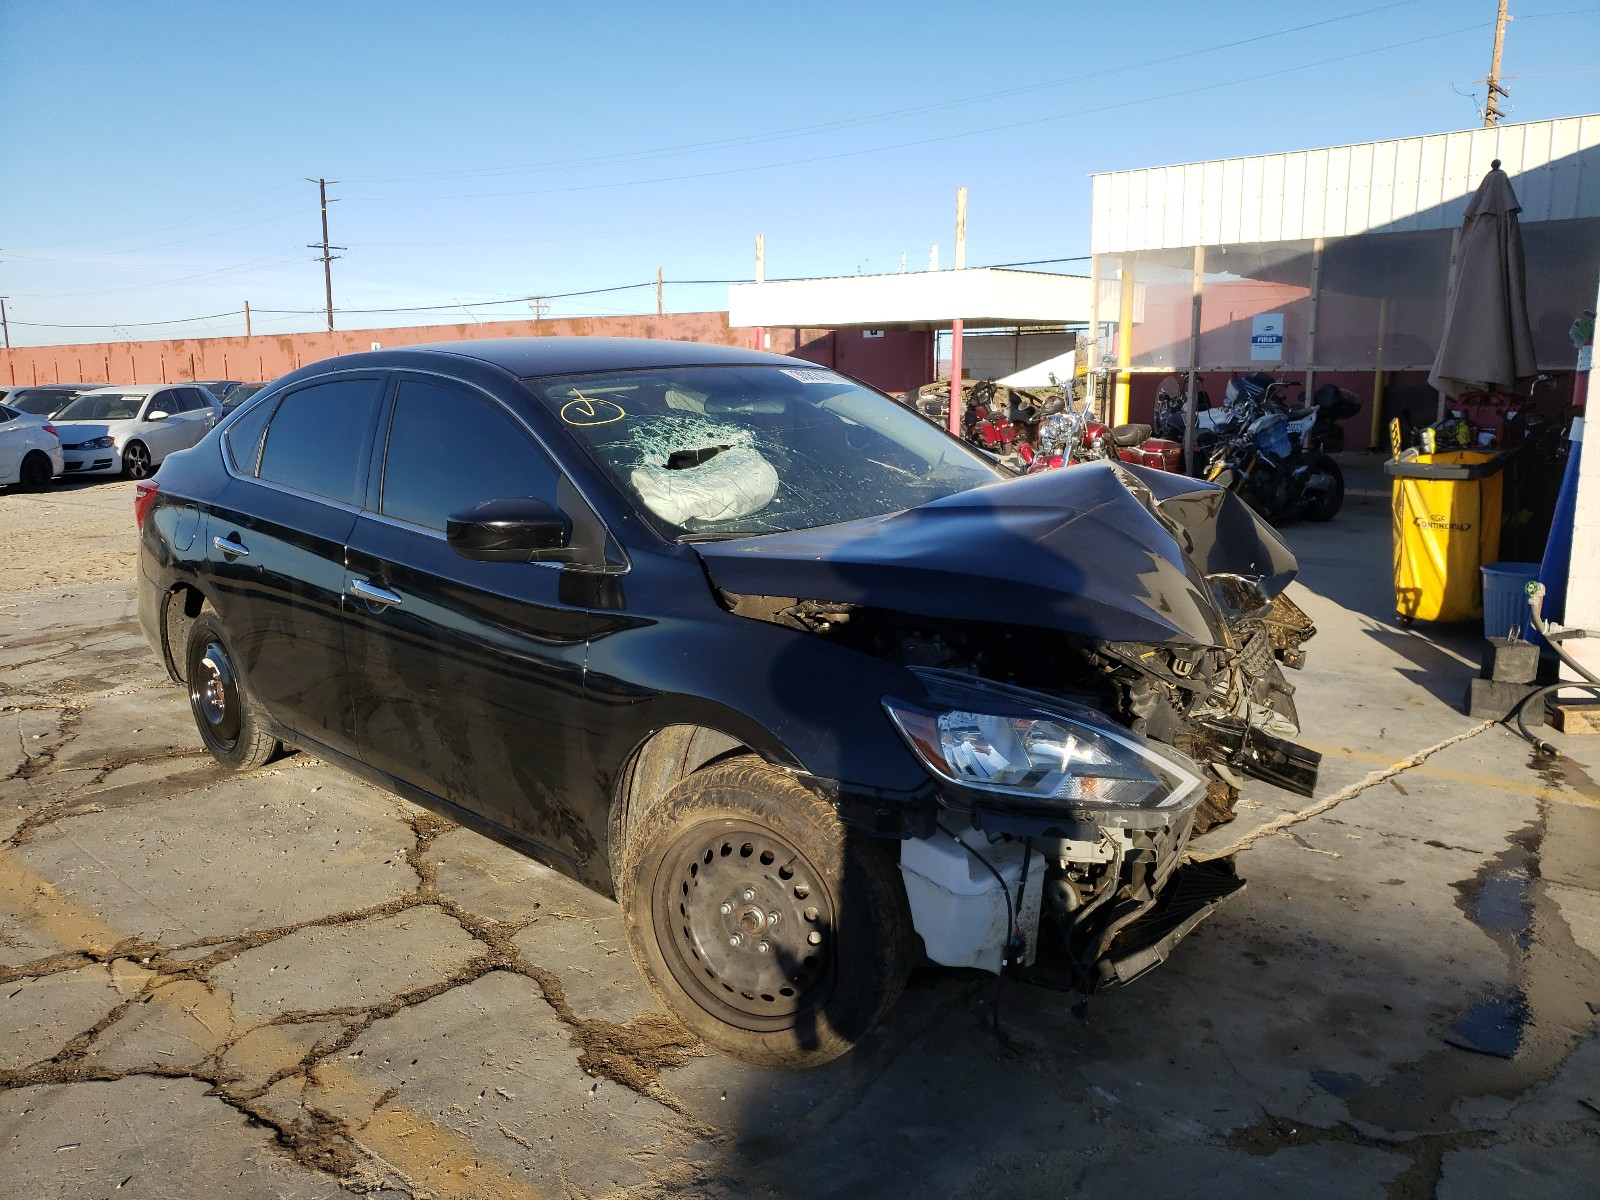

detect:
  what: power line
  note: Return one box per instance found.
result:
[6,182,305,254]
[342,0,1429,191]
[12,309,248,329]
[7,258,1093,330]
[343,21,1495,206]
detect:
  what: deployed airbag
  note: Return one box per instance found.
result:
[632,444,779,526]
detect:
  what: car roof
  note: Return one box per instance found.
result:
[79,384,167,395]
[380,337,809,377]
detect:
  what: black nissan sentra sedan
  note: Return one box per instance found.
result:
[136,337,1319,1067]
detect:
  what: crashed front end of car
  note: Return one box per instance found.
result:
[700,460,1318,990]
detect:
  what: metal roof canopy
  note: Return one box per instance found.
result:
[728,267,1092,330]
[1091,114,1600,255]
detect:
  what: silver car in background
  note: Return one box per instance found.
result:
[51,385,221,480]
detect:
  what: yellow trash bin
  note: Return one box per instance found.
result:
[1385,450,1510,624]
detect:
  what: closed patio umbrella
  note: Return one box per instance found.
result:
[1428,159,1538,402]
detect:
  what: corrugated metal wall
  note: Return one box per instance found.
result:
[1092,114,1600,254]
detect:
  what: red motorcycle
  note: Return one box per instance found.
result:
[1081,419,1183,471]
[1013,399,1183,474]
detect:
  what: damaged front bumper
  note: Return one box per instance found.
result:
[897,794,1244,991]
[872,665,1280,990]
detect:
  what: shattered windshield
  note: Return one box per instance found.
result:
[524,365,1005,538]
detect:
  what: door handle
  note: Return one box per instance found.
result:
[212,534,250,558]
[350,578,403,609]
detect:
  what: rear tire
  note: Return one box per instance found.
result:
[1302,456,1344,522]
[19,450,52,491]
[618,757,913,1069]
[184,614,279,770]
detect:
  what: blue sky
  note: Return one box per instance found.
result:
[1,0,1596,347]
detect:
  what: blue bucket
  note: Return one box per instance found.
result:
[1480,562,1541,640]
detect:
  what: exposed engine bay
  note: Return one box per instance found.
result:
[698,461,1323,992]
[722,584,1317,990]
[721,586,1319,832]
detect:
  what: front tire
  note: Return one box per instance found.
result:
[122,440,153,480]
[618,758,913,1069]
[185,614,279,770]
[19,450,52,491]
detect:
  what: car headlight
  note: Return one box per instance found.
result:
[883,693,1203,815]
[86,436,116,449]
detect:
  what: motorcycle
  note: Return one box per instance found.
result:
[1014,397,1075,472]
[1203,391,1344,523]
[1081,417,1184,471]
[1284,382,1361,454]
[1151,374,1253,473]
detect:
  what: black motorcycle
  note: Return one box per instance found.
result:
[1203,395,1344,523]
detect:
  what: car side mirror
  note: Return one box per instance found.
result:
[446,497,572,563]
[148,411,169,421]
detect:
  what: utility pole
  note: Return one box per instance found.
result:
[754,235,766,352]
[949,187,968,437]
[1484,0,1511,127]
[656,267,664,316]
[306,178,345,332]
[0,296,10,350]
[244,300,252,338]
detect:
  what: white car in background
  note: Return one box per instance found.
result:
[51,385,221,480]
[0,402,64,490]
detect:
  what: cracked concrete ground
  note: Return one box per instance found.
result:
[2,477,1597,1199]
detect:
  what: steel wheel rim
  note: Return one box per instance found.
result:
[651,819,837,1032]
[22,455,49,488]
[190,640,241,749]
[124,444,151,478]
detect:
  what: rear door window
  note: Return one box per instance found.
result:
[379,377,559,531]
[258,376,386,505]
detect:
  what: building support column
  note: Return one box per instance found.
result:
[1305,237,1324,396]
[1558,274,1600,684]
[1115,254,1135,427]
[948,319,964,436]
[1371,295,1391,451]
[1185,245,1205,475]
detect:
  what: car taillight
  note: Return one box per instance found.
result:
[134,480,159,529]
[43,424,58,437]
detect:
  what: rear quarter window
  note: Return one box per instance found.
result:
[224,393,277,474]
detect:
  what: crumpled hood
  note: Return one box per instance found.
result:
[695,461,1297,647]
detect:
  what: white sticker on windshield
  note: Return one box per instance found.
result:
[780,368,840,385]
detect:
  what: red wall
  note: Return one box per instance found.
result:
[0,315,937,397]
[788,328,935,395]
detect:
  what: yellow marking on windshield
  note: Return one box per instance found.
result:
[560,393,626,427]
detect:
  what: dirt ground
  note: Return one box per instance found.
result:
[2,476,1598,1199]
[0,480,139,593]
